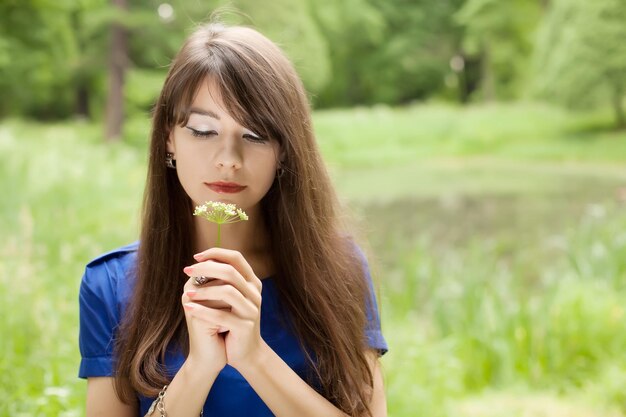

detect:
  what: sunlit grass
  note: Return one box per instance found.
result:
[314,101,626,168]
[1,102,625,416]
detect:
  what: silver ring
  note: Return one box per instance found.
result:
[193,276,211,286]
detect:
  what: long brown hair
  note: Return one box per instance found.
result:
[114,21,376,416]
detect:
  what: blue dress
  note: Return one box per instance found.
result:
[78,241,388,416]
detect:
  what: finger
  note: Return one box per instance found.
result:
[193,248,257,285]
[184,260,244,288]
[189,315,221,335]
[186,285,257,319]
[193,248,263,294]
[184,261,261,306]
[183,277,201,292]
[183,302,238,330]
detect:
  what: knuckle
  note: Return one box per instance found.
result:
[217,261,235,278]
[218,247,236,259]
[224,285,237,297]
[226,265,239,280]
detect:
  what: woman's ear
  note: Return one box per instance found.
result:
[166,131,175,154]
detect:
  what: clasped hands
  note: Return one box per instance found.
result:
[181,247,265,373]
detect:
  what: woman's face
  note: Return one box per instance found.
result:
[167,78,282,214]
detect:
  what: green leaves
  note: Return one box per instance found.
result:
[533,0,626,127]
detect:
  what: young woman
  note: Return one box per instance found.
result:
[78,21,388,417]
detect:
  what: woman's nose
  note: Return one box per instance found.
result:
[214,140,242,170]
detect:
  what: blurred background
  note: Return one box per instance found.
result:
[1,0,625,416]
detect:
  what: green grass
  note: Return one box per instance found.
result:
[1,102,626,416]
[360,187,626,416]
[314,101,626,168]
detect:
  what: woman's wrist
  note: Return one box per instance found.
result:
[183,355,223,382]
[232,339,271,376]
[154,358,219,417]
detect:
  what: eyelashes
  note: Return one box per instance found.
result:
[243,134,267,144]
[186,126,217,138]
[185,126,267,143]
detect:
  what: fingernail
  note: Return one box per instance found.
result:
[183,302,195,310]
[186,290,197,298]
[183,266,193,275]
[193,253,203,260]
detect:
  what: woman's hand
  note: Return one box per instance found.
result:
[183,248,264,371]
[181,276,227,374]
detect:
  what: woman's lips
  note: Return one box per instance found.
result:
[205,182,247,194]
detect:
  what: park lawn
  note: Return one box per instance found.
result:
[1,102,625,416]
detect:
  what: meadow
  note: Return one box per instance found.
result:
[1,101,625,416]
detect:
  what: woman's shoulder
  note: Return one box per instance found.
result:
[85,241,139,270]
[81,241,139,302]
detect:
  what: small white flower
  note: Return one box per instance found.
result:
[193,201,249,247]
[237,208,248,221]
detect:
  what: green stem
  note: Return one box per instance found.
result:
[216,223,221,248]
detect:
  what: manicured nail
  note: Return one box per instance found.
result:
[183,302,195,310]
[186,290,197,298]
[193,253,203,260]
[183,266,193,275]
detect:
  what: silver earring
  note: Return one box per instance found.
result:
[165,152,176,169]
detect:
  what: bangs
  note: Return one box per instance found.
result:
[168,41,284,145]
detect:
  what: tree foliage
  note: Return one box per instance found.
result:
[0,0,79,118]
[313,0,466,106]
[534,0,626,128]
[1,0,624,130]
[455,0,541,101]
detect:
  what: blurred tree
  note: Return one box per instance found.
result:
[455,0,541,101]
[0,0,122,120]
[312,0,466,107]
[534,0,626,129]
[235,0,332,96]
[68,0,111,119]
[117,0,333,113]
[309,0,385,106]
[1,0,566,123]
[104,0,128,142]
[0,0,78,118]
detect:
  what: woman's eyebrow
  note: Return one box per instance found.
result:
[189,107,220,120]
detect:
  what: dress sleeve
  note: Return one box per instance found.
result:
[78,262,121,378]
[357,248,388,356]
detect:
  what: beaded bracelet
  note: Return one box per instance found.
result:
[145,385,203,416]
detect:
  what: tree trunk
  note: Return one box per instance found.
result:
[76,85,90,119]
[71,10,90,119]
[612,86,626,130]
[481,41,495,102]
[104,0,128,142]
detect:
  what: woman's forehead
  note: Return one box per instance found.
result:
[188,77,228,116]
[177,76,242,126]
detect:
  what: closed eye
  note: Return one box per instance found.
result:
[186,126,217,138]
[243,134,268,143]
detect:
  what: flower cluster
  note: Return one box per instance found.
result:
[194,201,249,223]
[193,201,248,247]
